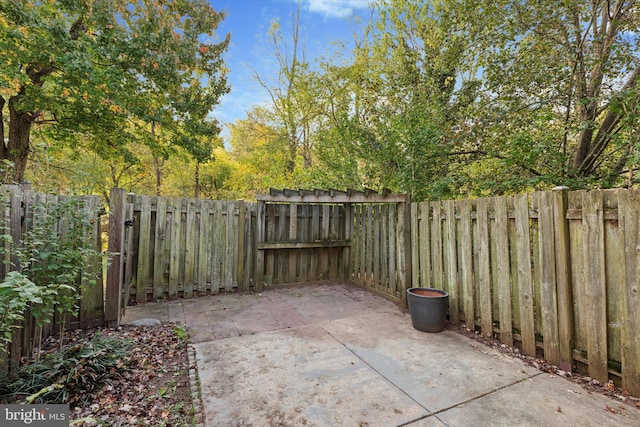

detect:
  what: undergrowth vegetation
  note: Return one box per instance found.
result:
[0,334,131,404]
[0,324,196,426]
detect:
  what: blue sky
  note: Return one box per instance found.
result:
[209,0,373,140]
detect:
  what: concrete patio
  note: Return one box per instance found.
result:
[122,283,640,426]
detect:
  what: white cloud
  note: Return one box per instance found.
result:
[300,0,373,19]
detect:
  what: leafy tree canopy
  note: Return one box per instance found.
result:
[0,0,230,183]
[247,0,640,200]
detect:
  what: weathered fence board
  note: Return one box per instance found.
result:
[349,199,410,303]
[444,200,459,323]
[620,189,640,395]
[476,198,492,338]
[514,193,536,356]
[552,187,574,372]
[583,190,609,382]
[431,202,444,290]
[388,204,398,296]
[106,188,125,327]
[121,195,257,302]
[537,191,560,365]
[604,191,625,378]
[410,188,640,393]
[494,196,512,346]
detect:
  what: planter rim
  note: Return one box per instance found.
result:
[407,287,449,297]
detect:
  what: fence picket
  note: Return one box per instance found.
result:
[288,204,298,283]
[373,205,381,289]
[514,193,536,356]
[583,190,608,383]
[310,205,320,281]
[136,196,152,303]
[321,205,330,278]
[431,202,444,289]
[381,204,389,290]
[444,200,459,323]
[457,200,474,330]
[604,190,625,373]
[476,198,492,337]
[154,196,167,299]
[494,196,512,345]
[169,198,182,298]
[620,189,640,395]
[553,187,574,372]
[388,204,397,295]
[225,201,236,291]
[538,191,560,365]
[411,203,419,288]
[198,200,210,293]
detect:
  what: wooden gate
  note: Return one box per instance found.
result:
[106,189,256,317]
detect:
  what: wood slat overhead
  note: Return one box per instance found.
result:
[257,188,408,203]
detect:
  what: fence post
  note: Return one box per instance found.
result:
[342,202,352,282]
[236,200,246,291]
[552,186,574,372]
[621,188,640,395]
[106,188,126,328]
[254,201,265,292]
[399,194,412,307]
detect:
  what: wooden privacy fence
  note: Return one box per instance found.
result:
[100,186,640,396]
[411,187,640,395]
[4,184,640,395]
[254,189,408,294]
[106,189,257,312]
[0,184,103,370]
[350,195,412,305]
[254,191,348,290]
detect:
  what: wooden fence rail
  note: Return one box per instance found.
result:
[410,187,640,395]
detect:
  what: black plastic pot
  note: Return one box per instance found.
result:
[407,288,449,333]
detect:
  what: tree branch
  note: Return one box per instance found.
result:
[578,66,640,174]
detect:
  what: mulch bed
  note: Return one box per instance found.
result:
[59,324,195,426]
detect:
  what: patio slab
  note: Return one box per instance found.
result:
[122,283,640,427]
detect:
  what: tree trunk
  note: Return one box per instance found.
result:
[154,156,163,196]
[0,97,5,153]
[151,122,163,196]
[5,97,34,183]
[194,161,200,199]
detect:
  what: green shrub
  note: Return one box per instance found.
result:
[0,195,103,356]
[0,272,42,354]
